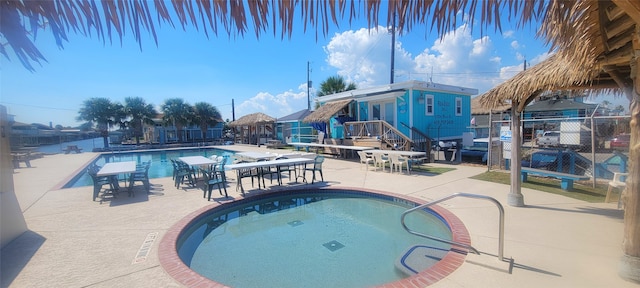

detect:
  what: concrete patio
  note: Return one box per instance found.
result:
[0,144,635,287]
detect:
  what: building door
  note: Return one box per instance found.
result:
[370,101,395,126]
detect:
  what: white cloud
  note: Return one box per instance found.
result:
[239,24,552,118]
[503,30,515,38]
[235,84,312,118]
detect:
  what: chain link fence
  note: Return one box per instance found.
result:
[487,115,631,185]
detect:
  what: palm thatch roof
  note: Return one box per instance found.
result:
[3,1,544,71]
[479,1,639,111]
[471,96,509,115]
[303,100,353,123]
[228,112,275,127]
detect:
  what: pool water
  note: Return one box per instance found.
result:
[178,191,452,288]
[64,148,234,188]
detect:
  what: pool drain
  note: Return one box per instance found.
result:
[323,240,345,252]
[288,220,304,227]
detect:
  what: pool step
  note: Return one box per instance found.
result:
[396,245,450,275]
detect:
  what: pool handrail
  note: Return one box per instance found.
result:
[401,193,505,261]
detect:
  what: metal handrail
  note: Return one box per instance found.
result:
[401,193,505,261]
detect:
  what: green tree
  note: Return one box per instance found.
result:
[317,76,357,96]
[77,97,124,148]
[161,98,192,143]
[124,97,157,145]
[193,102,222,142]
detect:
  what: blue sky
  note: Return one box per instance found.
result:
[1,9,630,127]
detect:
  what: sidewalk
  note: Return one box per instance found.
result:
[1,145,635,287]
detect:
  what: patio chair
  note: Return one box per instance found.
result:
[173,160,196,188]
[390,154,409,174]
[606,172,628,209]
[257,158,279,187]
[304,155,325,184]
[235,160,260,192]
[129,161,151,195]
[87,164,116,201]
[275,156,297,185]
[201,165,228,200]
[357,151,374,171]
[374,153,390,172]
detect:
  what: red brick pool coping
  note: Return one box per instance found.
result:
[158,187,471,287]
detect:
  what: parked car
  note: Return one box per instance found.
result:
[521,149,591,175]
[609,134,630,150]
[460,138,498,163]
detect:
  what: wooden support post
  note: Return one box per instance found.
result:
[508,102,525,207]
[620,45,640,282]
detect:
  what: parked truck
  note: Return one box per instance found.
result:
[536,122,591,150]
[537,131,560,147]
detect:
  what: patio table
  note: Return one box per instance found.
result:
[97,161,137,195]
[235,151,276,162]
[226,157,314,193]
[179,156,217,167]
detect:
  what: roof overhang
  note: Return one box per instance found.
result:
[303,99,354,123]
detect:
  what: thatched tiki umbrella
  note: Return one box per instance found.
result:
[228,113,275,145]
[479,1,640,281]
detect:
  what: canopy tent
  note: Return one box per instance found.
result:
[228,113,276,145]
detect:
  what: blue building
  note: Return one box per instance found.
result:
[306,80,478,150]
[274,109,315,143]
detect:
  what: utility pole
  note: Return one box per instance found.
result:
[307,61,311,110]
[390,11,396,84]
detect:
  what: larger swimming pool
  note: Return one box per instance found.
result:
[160,188,470,287]
[64,148,234,188]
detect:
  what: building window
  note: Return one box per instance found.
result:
[455,97,462,116]
[425,95,434,116]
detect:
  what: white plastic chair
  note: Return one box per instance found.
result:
[374,153,390,172]
[357,151,374,171]
[606,172,627,209]
[390,154,409,174]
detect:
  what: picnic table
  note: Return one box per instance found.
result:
[63,145,83,154]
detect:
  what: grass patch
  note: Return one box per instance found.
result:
[470,171,608,203]
[412,165,456,175]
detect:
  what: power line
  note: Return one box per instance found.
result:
[0,101,76,111]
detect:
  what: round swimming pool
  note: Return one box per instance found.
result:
[159,188,470,287]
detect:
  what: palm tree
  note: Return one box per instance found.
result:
[76,98,124,148]
[124,97,157,145]
[192,102,222,142]
[161,98,192,143]
[317,76,357,96]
